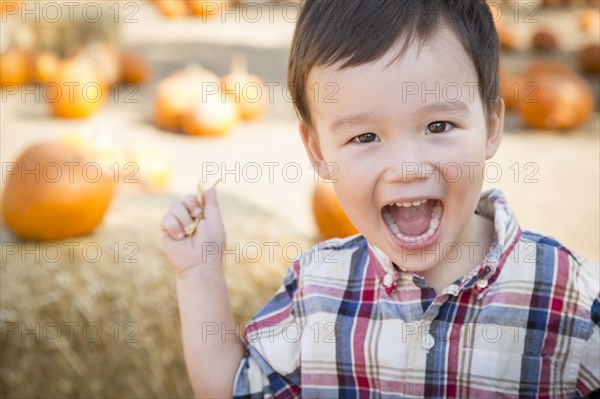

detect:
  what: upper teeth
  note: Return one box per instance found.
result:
[392,199,428,208]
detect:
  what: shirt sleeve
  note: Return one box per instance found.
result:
[576,296,600,398]
[232,260,302,399]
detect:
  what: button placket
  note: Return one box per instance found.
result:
[421,333,435,350]
[473,264,495,299]
[382,272,395,288]
[417,320,435,351]
[446,284,460,296]
[475,278,488,289]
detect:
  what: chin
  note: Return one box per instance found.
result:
[388,249,440,274]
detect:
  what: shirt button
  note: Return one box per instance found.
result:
[383,272,394,287]
[476,279,488,289]
[422,334,435,350]
[447,284,459,295]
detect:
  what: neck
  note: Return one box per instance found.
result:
[420,213,495,294]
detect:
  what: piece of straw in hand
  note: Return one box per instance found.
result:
[184,179,221,237]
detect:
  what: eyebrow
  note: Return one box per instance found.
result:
[329,101,471,133]
[418,101,471,119]
[330,112,378,133]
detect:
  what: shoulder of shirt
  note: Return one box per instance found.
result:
[519,229,600,301]
[294,234,368,273]
[520,230,577,256]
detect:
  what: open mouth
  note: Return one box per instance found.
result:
[381,199,443,248]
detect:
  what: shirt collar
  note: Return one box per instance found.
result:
[367,189,522,297]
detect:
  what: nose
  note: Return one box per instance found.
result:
[381,137,430,184]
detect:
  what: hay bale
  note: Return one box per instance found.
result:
[0,191,313,398]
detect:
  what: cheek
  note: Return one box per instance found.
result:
[441,160,486,188]
[319,144,365,183]
[436,136,488,185]
[334,170,368,207]
[314,137,344,180]
[332,169,376,229]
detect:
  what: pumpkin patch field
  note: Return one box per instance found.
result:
[1,1,599,398]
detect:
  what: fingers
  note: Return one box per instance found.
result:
[160,189,223,240]
[181,193,203,218]
[161,213,185,240]
[201,188,223,223]
[161,199,196,239]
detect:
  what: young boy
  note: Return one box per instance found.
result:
[161,1,600,397]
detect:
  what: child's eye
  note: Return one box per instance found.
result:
[427,121,454,134]
[351,132,379,143]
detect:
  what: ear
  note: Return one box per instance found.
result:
[299,122,329,179]
[485,99,505,160]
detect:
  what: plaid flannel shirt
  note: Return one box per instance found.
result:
[233,189,600,398]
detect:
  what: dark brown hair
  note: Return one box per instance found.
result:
[288,0,500,130]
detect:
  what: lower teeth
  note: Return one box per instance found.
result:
[383,203,442,243]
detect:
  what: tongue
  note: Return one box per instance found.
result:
[388,200,435,236]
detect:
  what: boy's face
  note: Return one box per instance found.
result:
[301,26,504,274]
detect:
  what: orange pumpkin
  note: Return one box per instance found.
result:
[580,8,599,33]
[494,16,518,52]
[0,48,30,87]
[312,182,359,240]
[34,51,60,84]
[577,44,600,74]
[155,0,190,18]
[518,65,595,130]
[531,29,558,51]
[120,53,150,84]
[181,94,239,136]
[498,25,518,51]
[76,42,122,87]
[523,59,573,76]
[0,0,19,15]
[154,66,220,131]
[222,54,269,121]
[1,142,115,241]
[46,57,107,118]
[187,0,222,17]
[499,67,525,110]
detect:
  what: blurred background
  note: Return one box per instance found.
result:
[1,0,598,397]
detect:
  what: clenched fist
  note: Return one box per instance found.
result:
[161,188,226,276]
